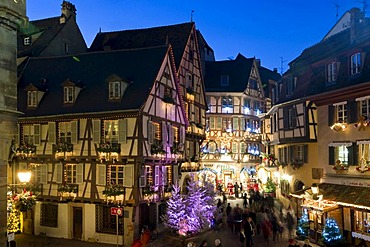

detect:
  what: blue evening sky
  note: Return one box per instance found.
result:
[27,0,361,72]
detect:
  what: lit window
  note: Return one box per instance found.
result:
[104,120,118,143]
[109,164,124,185]
[109,81,121,99]
[59,122,72,143]
[327,62,336,83]
[27,91,37,107]
[23,125,34,145]
[65,164,77,184]
[221,96,233,113]
[358,143,370,166]
[288,108,297,128]
[64,86,74,103]
[351,53,361,75]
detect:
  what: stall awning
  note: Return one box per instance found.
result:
[292,183,370,210]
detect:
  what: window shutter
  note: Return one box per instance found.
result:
[240,142,246,154]
[232,142,238,153]
[123,165,134,187]
[233,117,239,131]
[92,119,101,143]
[173,164,178,182]
[283,108,288,129]
[241,118,246,131]
[303,145,308,163]
[154,166,159,186]
[348,143,357,166]
[148,121,154,145]
[71,120,78,144]
[139,166,146,187]
[118,119,127,143]
[48,122,56,144]
[40,164,48,184]
[162,121,168,147]
[96,164,106,186]
[169,125,174,147]
[289,145,294,161]
[76,163,83,184]
[209,117,215,129]
[33,124,41,145]
[348,100,358,124]
[162,166,167,185]
[328,105,335,126]
[15,124,20,145]
[55,163,63,183]
[329,147,335,165]
[179,126,185,149]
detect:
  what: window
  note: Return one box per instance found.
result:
[327,62,336,83]
[221,96,233,113]
[355,210,370,234]
[104,120,118,143]
[41,203,58,227]
[64,42,69,54]
[65,164,77,184]
[286,77,296,95]
[64,86,74,103]
[249,78,258,90]
[96,204,123,234]
[24,37,31,46]
[29,163,42,184]
[358,142,370,166]
[336,145,349,164]
[59,122,72,143]
[185,73,193,88]
[109,164,124,185]
[220,75,229,86]
[351,53,361,75]
[359,97,370,119]
[280,180,290,196]
[334,102,347,123]
[288,108,297,128]
[109,81,121,99]
[23,125,34,145]
[27,91,37,107]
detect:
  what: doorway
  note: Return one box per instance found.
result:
[73,207,82,239]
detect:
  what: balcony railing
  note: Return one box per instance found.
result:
[16,144,36,158]
[97,142,120,162]
[53,142,73,159]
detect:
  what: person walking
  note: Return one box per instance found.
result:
[198,240,208,247]
[286,211,295,239]
[243,193,248,208]
[243,217,254,247]
[261,218,272,246]
[214,239,223,247]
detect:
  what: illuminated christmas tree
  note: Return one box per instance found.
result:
[322,218,345,246]
[161,183,186,232]
[296,209,309,240]
[7,205,20,233]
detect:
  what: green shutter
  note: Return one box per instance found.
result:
[233,117,239,131]
[216,117,222,129]
[328,105,335,126]
[76,164,83,184]
[348,143,358,166]
[33,124,41,145]
[96,164,106,186]
[329,147,335,165]
[92,119,101,143]
[118,119,127,143]
[123,165,134,187]
[55,163,63,184]
[71,120,78,144]
[48,122,56,144]
[348,100,358,124]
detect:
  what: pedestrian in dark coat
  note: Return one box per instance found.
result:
[243,217,254,247]
[243,193,248,208]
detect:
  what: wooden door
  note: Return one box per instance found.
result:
[73,207,82,239]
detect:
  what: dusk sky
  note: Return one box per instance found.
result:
[27,0,362,73]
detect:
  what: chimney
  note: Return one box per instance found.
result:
[60,1,76,24]
[349,8,362,43]
[255,59,261,67]
[273,68,278,73]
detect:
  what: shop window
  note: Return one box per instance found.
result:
[40,203,58,227]
[355,210,370,234]
[96,204,123,234]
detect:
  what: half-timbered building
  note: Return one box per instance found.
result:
[15,45,187,246]
[202,54,268,191]
[279,7,370,245]
[89,22,207,186]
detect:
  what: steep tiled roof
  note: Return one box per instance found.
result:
[18,46,169,118]
[17,17,64,57]
[204,54,254,92]
[89,22,194,67]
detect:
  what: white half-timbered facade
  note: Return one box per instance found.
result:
[14,45,186,246]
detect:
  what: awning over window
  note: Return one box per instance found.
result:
[328,142,352,147]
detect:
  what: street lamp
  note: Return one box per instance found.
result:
[311,183,319,194]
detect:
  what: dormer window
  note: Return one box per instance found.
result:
[64,86,75,103]
[326,62,337,84]
[351,53,361,75]
[27,91,37,107]
[109,81,121,99]
[24,37,31,46]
